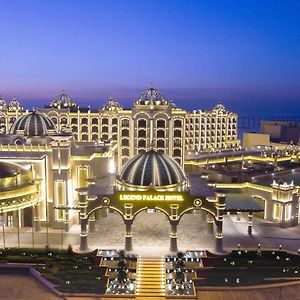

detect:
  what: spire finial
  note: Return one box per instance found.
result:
[150,82,154,88]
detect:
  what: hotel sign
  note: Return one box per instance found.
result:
[116,191,186,202]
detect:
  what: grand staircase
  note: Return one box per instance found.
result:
[135,256,166,297]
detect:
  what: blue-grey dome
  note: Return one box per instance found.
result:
[119,150,187,186]
[10,111,57,136]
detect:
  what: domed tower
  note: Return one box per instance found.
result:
[101,97,123,111]
[0,96,7,111]
[116,149,189,192]
[8,97,24,112]
[50,92,78,109]
[10,111,57,136]
[134,85,171,107]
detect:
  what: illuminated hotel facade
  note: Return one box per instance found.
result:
[0,86,238,244]
[0,87,240,168]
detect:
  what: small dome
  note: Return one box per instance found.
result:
[213,102,226,112]
[135,85,170,106]
[10,111,57,136]
[8,97,23,112]
[102,97,123,111]
[0,96,7,110]
[118,150,187,187]
[50,92,78,109]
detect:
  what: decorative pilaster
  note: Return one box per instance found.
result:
[88,212,96,234]
[77,188,89,252]
[124,220,133,251]
[169,221,178,252]
[247,212,253,235]
[206,213,214,236]
[33,204,40,232]
[215,193,226,253]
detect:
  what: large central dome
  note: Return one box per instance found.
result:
[117,150,188,191]
[10,111,57,136]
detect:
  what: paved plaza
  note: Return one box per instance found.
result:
[1,210,300,255]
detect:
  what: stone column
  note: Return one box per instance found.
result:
[169,221,178,252]
[78,189,88,252]
[88,212,96,234]
[247,212,253,236]
[33,204,41,231]
[124,220,133,252]
[215,193,226,253]
[206,213,214,236]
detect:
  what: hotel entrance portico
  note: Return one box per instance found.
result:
[77,150,226,253]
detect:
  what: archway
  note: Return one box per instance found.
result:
[132,209,170,253]
[86,207,125,250]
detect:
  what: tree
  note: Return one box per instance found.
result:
[175,252,185,284]
[117,250,128,284]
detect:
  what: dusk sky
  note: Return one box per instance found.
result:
[0,0,300,116]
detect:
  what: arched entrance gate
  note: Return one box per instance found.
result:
[77,187,226,253]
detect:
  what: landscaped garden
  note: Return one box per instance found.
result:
[0,246,109,294]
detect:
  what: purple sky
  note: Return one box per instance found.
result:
[0,0,300,116]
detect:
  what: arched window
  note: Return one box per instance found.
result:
[112,134,117,140]
[60,117,68,124]
[157,130,165,138]
[138,119,147,128]
[82,134,88,141]
[174,130,181,138]
[122,129,129,137]
[121,119,130,127]
[112,127,117,133]
[102,126,108,133]
[112,118,118,125]
[156,119,165,128]
[92,126,98,133]
[51,117,57,124]
[82,126,88,133]
[81,118,88,125]
[157,140,165,148]
[92,134,98,140]
[102,118,109,125]
[174,139,181,147]
[138,130,146,138]
[71,118,77,124]
[92,118,98,125]
[72,126,78,132]
[0,117,5,123]
[102,134,108,141]
[138,139,146,148]
[121,139,129,146]
[122,148,129,156]
[174,149,181,156]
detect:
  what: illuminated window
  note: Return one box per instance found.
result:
[55,180,66,220]
[77,166,89,188]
